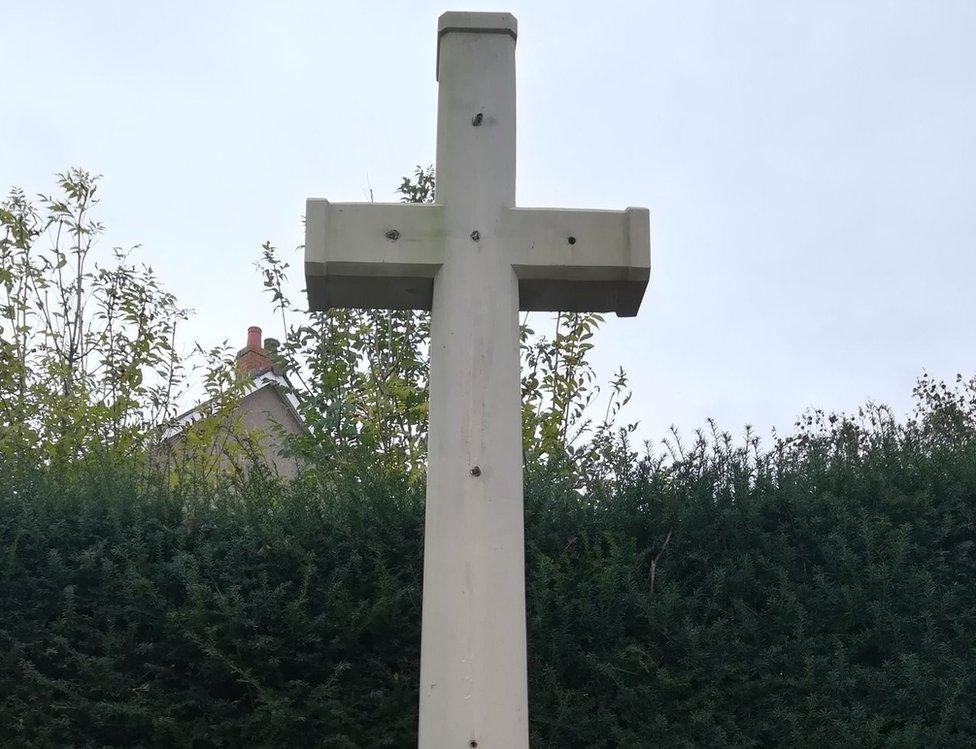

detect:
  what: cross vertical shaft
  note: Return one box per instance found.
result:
[304,11,651,747]
[419,13,528,748]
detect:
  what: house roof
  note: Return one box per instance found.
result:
[161,326,308,442]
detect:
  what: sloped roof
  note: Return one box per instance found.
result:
[161,369,307,443]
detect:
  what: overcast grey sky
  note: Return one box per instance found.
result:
[3,1,975,443]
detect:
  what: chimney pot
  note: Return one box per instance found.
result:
[236,326,273,378]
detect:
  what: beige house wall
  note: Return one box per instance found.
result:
[159,382,307,480]
[233,384,306,479]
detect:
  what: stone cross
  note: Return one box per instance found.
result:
[305,12,650,748]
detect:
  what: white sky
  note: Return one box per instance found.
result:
[3,1,975,444]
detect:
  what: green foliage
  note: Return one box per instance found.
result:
[5,166,973,746]
[259,167,436,481]
[521,310,636,482]
[3,375,975,747]
[0,464,424,748]
[1,164,631,487]
[0,169,301,484]
[0,170,189,467]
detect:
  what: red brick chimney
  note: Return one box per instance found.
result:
[236,325,273,378]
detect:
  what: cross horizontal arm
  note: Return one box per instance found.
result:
[305,199,445,310]
[502,206,651,316]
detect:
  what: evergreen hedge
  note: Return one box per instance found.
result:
[2,400,975,747]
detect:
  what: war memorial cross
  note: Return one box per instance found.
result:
[305,12,651,748]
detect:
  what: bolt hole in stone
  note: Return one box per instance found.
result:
[469,741,478,748]
[385,229,400,241]
[470,230,480,242]
[470,466,481,477]
[471,112,483,126]
[567,236,577,245]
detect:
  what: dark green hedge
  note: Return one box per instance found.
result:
[2,411,975,747]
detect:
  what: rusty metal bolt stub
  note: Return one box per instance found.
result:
[568,236,577,245]
[470,230,480,242]
[471,113,483,126]
[470,466,481,477]
[384,229,400,241]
